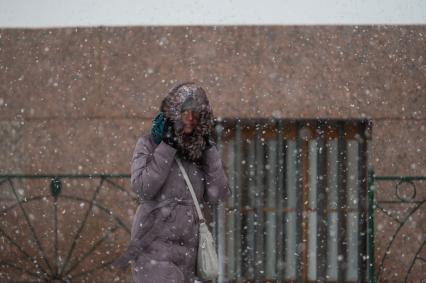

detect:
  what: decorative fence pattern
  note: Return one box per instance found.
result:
[0,174,135,282]
[367,172,426,283]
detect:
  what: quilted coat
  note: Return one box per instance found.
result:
[113,83,231,282]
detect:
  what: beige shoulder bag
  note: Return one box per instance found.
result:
[175,157,219,280]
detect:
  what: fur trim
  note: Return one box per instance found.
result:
[160,83,214,162]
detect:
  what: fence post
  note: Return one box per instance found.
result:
[367,169,376,283]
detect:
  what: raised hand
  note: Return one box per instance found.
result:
[162,118,178,148]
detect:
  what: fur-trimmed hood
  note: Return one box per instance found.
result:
[160,82,215,162]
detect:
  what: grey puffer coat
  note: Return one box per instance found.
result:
[126,133,230,282]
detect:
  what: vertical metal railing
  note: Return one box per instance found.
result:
[215,119,370,282]
[367,170,376,283]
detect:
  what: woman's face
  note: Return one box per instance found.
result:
[181,110,198,134]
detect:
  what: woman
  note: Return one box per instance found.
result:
[112,82,231,282]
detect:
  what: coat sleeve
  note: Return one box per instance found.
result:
[130,135,177,200]
[202,145,231,205]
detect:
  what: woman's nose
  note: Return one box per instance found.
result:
[183,111,193,121]
[187,111,193,121]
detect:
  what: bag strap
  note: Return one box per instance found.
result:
[175,157,205,223]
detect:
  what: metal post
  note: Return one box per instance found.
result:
[367,169,376,283]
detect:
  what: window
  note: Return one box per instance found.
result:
[212,119,371,283]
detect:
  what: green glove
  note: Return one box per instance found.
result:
[151,112,165,144]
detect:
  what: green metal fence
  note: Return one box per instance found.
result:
[367,170,426,283]
[0,174,134,283]
[2,170,424,282]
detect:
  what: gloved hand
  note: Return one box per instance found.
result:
[162,118,178,148]
[204,135,216,150]
[151,112,166,145]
